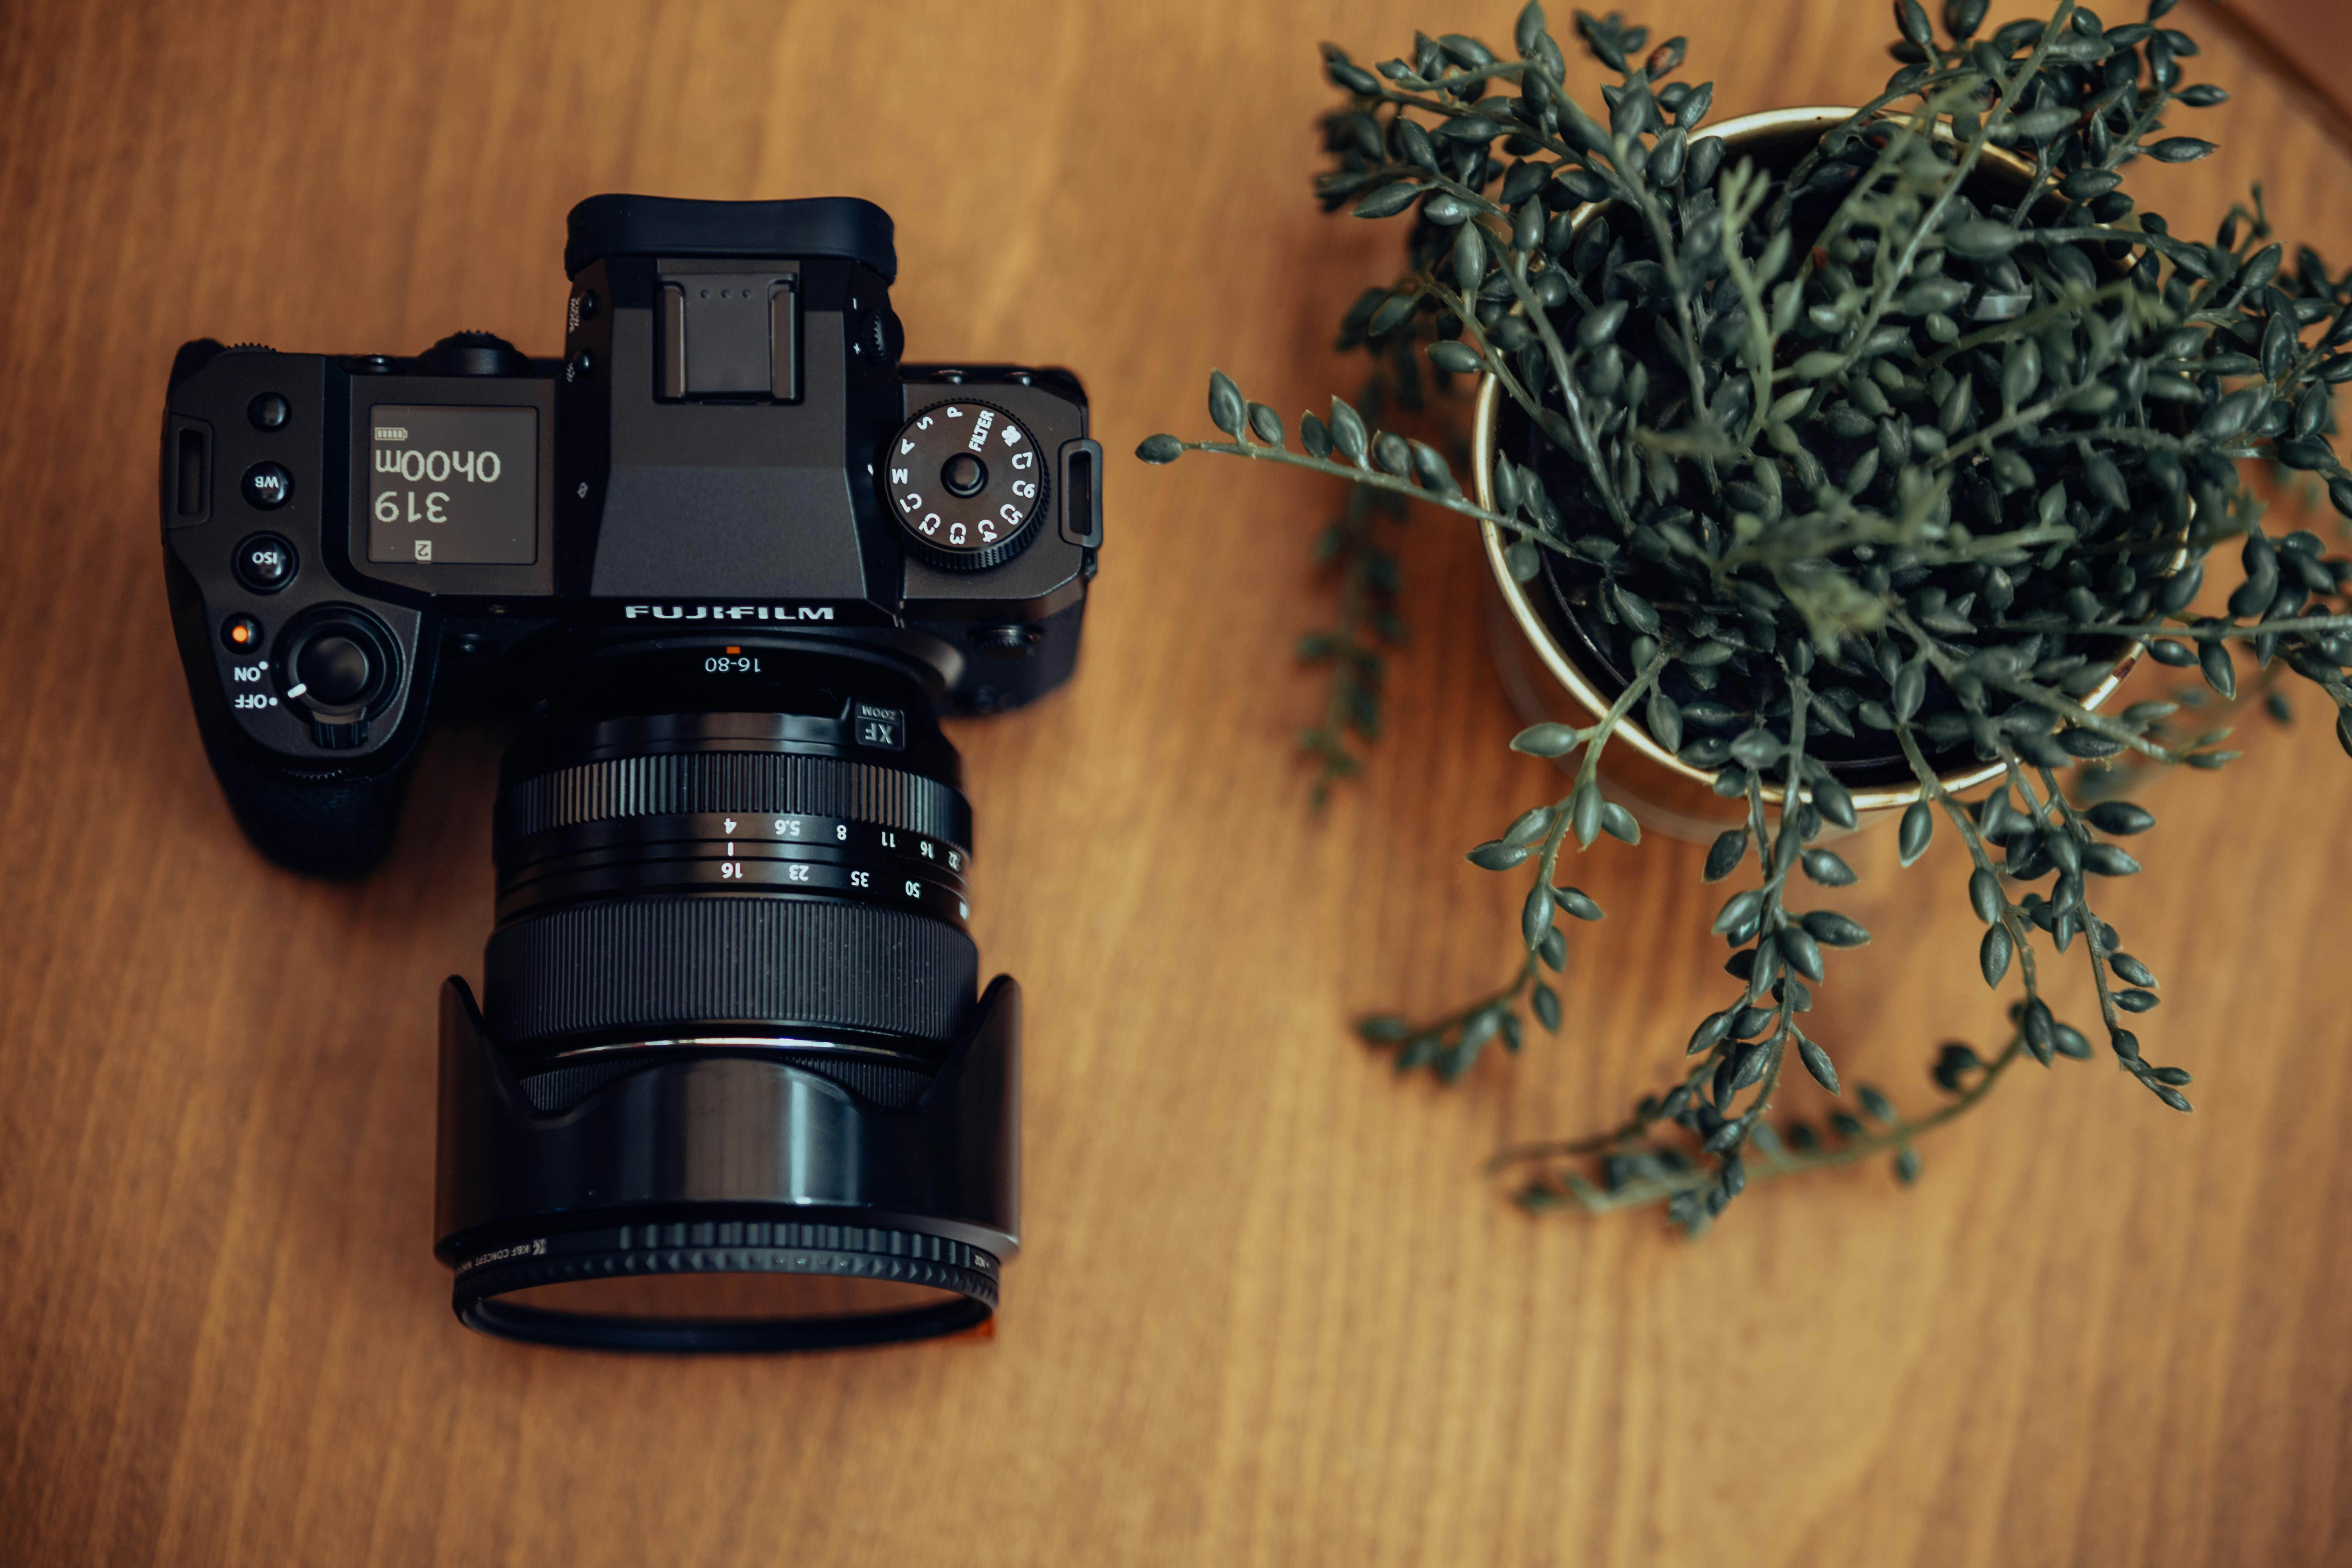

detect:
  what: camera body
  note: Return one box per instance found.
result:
[162,194,1100,877]
[159,196,1099,1350]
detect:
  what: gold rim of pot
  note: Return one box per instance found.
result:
[1474,105,2148,812]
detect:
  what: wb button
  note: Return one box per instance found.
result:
[240,462,294,509]
[852,702,905,750]
[233,533,297,593]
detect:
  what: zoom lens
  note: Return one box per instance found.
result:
[433,643,1021,1352]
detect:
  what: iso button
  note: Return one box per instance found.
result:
[233,533,297,593]
[240,462,294,509]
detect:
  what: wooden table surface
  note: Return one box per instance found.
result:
[6,3,2351,1565]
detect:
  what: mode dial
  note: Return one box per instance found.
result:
[882,401,1047,571]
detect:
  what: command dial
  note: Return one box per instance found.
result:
[883,401,1047,571]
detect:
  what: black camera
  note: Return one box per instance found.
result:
[159,195,1102,1350]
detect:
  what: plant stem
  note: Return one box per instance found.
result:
[1161,436,1570,552]
[1505,1031,2027,1214]
[1994,613,2352,641]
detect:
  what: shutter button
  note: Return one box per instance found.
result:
[296,636,373,706]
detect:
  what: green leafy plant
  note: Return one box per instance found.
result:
[1296,341,1423,805]
[1139,0,2352,1230]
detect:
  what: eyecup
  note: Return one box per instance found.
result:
[563,193,897,279]
[434,973,1019,1352]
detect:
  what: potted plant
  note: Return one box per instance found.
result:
[1139,0,2352,1229]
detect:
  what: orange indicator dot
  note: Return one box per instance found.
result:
[725,646,740,655]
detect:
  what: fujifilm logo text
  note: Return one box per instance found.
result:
[623,604,836,622]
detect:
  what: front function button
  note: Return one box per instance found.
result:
[233,533,296,592]
[883,401,1046,572]
[248,393,289,431]
[240,462,293,509]
[220,614,262,651]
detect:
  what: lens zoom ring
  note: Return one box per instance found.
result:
[485,896,977,1049]
[506,754,963,844]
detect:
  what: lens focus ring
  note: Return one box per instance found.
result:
[484,896,976,1052]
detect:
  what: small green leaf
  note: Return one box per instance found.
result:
[1800,848,1856,886]
[1427,339,1483,374]
[1801,911,1870,947]
[1136,434,1182,464]
[1781,925,1825,982]
[1452,222,1486,293]
[2199,639,2237,699]
[1300,413,1331,459]
[1503,806,1553,847]
[1367,290,1419,336]
[1647,690,1684,753]
[1968,868,2002,925]
[1712,889,1764,936]
[1329,397,1369,462]
[1612,585,1660,635]
[1702,828,1748,882]
[1578,300,1629,349]
[1556,886,1605,921]
[2084,801,2154,835]
[1894,660,1926,721]
[1512,723,1581,757]
[1353,181,1424,219]
[1944,218,2025,258]
[1208,369,1244,436]
[1522,883,1555,948]
[1798,1034,1840,1093]
[1898,801,1933,865]
[1980,924,2013,986]
[1570,781,1603,848]
[1812,777,1855,830]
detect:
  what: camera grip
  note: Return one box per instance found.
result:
[165,549,434,876]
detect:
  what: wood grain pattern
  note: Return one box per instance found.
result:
[4,3,2351,1564]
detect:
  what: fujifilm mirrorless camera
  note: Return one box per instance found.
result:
[160,194,1102,1350]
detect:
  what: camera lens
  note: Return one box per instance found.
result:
[434,642,1020,1352]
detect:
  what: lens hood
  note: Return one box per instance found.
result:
[434,974,1019,1352]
